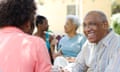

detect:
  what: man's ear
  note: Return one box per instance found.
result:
[103,22,109,30]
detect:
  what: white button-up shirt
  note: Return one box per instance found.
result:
[72,31,120,72]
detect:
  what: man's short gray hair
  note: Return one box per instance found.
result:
[66,15,80,28]
[85,10,108,22]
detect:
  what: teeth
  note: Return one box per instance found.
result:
[88,33,94,37]
[88,33,94,36]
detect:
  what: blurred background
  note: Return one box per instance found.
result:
[34,0,120,35]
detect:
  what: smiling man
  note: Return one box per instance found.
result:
[72,11,120,72]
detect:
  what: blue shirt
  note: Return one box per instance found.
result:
[58,34,86,57]
[45,32,51,53]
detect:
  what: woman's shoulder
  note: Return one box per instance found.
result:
[60,35,68,41]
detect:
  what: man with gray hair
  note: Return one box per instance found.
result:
[72,10,120,72]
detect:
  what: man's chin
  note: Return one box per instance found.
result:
[88,39,97,43]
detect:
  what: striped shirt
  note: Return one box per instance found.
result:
[72,30,120,72]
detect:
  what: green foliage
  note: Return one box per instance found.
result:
[113,20,120,35]
[112,3,120,14]
[112,13,120,35]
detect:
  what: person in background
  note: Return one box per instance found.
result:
[72,10,120,72]
[0,0,52,72]
[51,15,86,62]
[34,15,54,64]
[56,35,62,48]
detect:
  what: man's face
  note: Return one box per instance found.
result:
[64,19,75,33]
[83,14,108,43]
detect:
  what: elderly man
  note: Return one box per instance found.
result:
[72,11,120,72]
[0,0,52,72]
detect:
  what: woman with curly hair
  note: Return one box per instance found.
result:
[0,0,52,72]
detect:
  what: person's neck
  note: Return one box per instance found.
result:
[102,30,110,39]
[67,32,77,38]
[37,30,45,37]
[96,30,110,44]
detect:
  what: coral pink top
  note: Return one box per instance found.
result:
[0,27,52,72]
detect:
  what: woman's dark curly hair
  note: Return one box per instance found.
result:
[0,0,36,28]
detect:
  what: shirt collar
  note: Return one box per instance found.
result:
[0,26,24,33]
